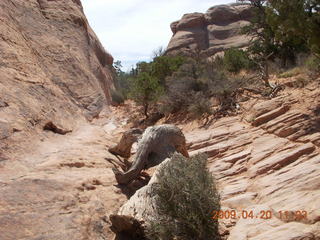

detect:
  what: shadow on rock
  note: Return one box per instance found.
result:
[110,215,147,240]
[115,174,151,199]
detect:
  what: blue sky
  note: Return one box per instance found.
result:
[82,0,230,71]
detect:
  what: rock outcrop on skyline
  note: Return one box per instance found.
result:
[0,0,114,159]
[166,3,253,57]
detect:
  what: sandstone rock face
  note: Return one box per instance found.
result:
[0,1,119,239]
[185,87,320,239]
[0,110,130,240]
[0,0,114,158]
[166,3,252,57]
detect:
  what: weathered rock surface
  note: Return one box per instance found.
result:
[1,1,319,239]
[0,0,114,159]
[109,128,143,159]
[110,85,320,239]
[0,0,118,239]
[185,86,320,239]
[166,3,252,57]
[1,100,152,240]
[112,124,189,185]
[110,158,169,239]
[0,115,129,240]
[1,83,319,240]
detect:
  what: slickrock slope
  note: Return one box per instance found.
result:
[185,86,320,239]
[1,83,319,239]
[0,1,119,238]
[0,0,114,161]
[0,111,129,240]
[109,83,320,239]
[166,4,252,57]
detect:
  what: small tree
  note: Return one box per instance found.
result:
[112,60,123,90]
[128,72,164,118]
[151,55,185,85]
[243,0,318,86]
[223,48,253,73]
[267,0,319,57]
[147,153,220,240]
[242,0,277,87]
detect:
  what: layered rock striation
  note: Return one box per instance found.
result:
[110,85,320,239]
[166,3,253,57]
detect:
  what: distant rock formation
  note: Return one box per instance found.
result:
[166,3,253,57]
[0,0,114,155]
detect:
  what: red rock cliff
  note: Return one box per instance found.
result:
[0,0,114,157]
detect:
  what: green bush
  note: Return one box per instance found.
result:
[128,72,164,118]
[188,93,212,118]
[146,153,220,240]
[151,55,185,84]
[161,56,246,116]
[223,48,253,73]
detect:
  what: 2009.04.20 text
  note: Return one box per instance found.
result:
[212,210,308,220]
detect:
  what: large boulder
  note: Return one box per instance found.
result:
[166,3,253,57]
[110,158,170,239]
[112,124,189,185]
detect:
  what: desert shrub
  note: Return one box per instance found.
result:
[223,48,253,73]
[128,72,164,118]
[163,58,223,111]
[187,93,212,118]
[110,89,125,105]
[305,55,320,73]
[158,101,175,115]
[151,55,185,85]
[157,77,191,116]
[212,55,224,70]
[162,56,247,116]
[278,67,302,78]
[208,73,243,97]
[124,54,186,118]
[164,73,199,112]
[146,153,220,240]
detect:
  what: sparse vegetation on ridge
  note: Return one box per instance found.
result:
[112,0,320,125]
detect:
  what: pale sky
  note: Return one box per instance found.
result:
[81,0,231,71]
